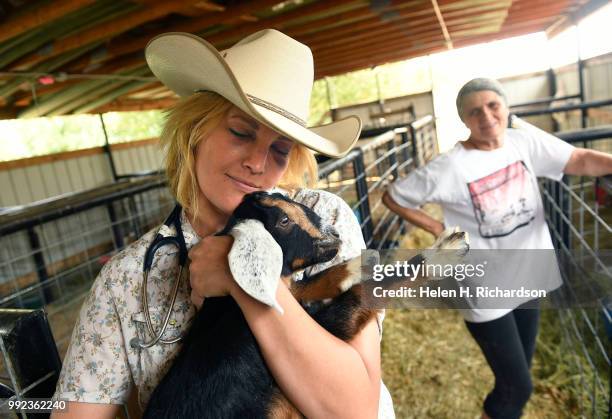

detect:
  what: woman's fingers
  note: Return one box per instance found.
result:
[188,236,235,301]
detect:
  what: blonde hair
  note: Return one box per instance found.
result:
[160,92,318,218]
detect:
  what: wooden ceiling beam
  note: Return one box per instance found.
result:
[13,53,152,110]
[313,25,446,59]
[0,0,97,44]
[59,1,363,90]
[65,48,146,74]
[17,65,151,118]
[508,0,573,12]
[299,2,509,48]
[172,1,226,18]
[76,0,361,70]
[205,0,365,48]
[547,0,609,38]
[315,41,445,78]
[315,33,443,67]
[298,3,505,47]
[453,22,550,47]
[12,80,82,106]
[308,11,505,54]
[284,6,383,38]
[10,0,200,70]
[313,20,496,67]
[285,0,426,39]
[314,18,552,78]
[123,82,165,97]
[438,0,510,10]
[69,79,155,115]
[500,15,557,30]
[76,0,289,72]
[89,97,178,113]
[317,23,518,63]
[80,53,148,76]
[298,4,436,46]
[0,106,19,120]
[505,5,572,22]
[439,2,510,21]
[165,0,282,34]
[432,0,453,48]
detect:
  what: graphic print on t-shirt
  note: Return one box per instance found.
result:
[468,161,537,238]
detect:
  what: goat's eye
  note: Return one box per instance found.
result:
[278,216,290,227]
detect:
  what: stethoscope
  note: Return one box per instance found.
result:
[130,204,188,349]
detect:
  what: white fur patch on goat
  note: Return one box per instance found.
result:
[338,257,365,292]
[228,219,284,314]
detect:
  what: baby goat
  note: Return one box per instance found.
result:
[144,191,466,418]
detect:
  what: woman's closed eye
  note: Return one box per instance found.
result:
[272,143,291,157]
[229,127,254,139]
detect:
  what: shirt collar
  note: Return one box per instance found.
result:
[179,209,201,249]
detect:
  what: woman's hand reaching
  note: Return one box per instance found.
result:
[188,235,236,309]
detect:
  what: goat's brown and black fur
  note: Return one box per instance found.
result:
[144,192,377,419]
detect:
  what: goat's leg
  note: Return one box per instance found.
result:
[290,257,362,302]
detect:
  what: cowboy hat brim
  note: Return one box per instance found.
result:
[145,32,361,158]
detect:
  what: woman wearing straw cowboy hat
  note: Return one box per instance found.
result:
[52,30,395,418]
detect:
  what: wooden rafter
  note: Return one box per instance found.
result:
[310,0,560,66]
[0,0,600,118]
[316,41,445,78]
[0,0,97,44]
[204,0,363,48]
[58,0,360,78]
[9,0,200,70]
[90,97,178,113]
[70,0,284,73]
[301,10,438,46]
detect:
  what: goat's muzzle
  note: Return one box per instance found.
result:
[315,225,341,262]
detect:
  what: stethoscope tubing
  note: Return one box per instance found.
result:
[130,204,188,349]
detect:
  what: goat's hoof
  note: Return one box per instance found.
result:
[432,227,469,257]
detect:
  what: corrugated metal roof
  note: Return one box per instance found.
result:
[0,0,605,118]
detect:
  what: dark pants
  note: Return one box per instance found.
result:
[465,303,540,419]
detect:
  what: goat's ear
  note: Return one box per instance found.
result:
[233,201,271,226]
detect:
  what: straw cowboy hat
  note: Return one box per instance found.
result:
[145,29,361,157]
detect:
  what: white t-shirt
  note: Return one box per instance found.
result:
[388,128,575,322]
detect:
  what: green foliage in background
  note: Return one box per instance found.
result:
[0,110,165,161]
[309,58,432,127]
[101,110,165,143]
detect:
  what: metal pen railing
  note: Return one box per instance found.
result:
[540,126,612,418]
[0,116,438,417]
[318,115,437,250]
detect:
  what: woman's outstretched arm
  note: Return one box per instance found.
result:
[383,191,444,237]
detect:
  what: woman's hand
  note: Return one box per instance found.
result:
[188,235,236,309]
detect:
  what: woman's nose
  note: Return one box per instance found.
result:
[242,144,269,174]
[480,107,495,122]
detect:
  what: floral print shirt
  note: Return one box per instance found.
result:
[53,188,394,417]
